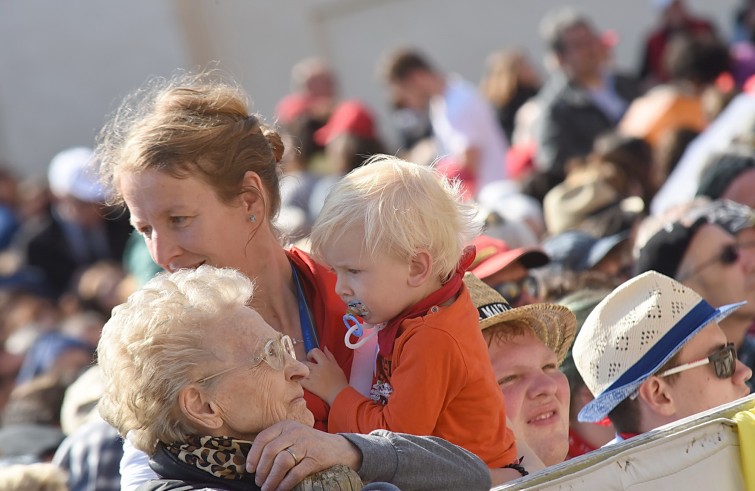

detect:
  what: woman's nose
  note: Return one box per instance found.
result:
[149,232,182,270]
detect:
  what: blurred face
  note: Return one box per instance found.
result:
[486,328,570,466]
[661,322,751,420]
[120,170,254,273]
[56,196,104,228]
[202,306,314,439]
[558,23,604,81]
[721,169,755,209]
[482,262,539,307]
[390,73,431,111]
[682,224,755,319]
[323,230,417,325]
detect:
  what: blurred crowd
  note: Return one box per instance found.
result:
[1,1,755,489]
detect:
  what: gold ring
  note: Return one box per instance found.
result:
[284,447,299,464]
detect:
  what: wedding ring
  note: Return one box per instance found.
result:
[284,447,299,465]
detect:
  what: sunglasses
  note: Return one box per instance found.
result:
[195,335,296,384]
[493,276,538,305]
[679,244,740,282]
[657,343,737,379]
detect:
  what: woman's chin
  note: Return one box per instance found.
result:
[294,408,316,428]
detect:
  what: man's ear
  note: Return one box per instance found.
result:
[637,376,676,418]
[179,385,224,432]
[407,250,433,287]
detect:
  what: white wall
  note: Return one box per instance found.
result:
[0,0,739,177]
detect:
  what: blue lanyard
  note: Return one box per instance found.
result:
[291,263,319,352]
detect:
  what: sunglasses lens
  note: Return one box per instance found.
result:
[495,282,521,303]
[713,345,736,378]
[524,276,538,299]
[722,245,739,265]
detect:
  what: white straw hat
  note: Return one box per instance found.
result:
[573,270,745,422]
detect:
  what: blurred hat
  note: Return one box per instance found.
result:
[543,178,643,235]
[314,100,377,145]
[696,150,755,200]
[470,235,550,281]
[636,199,755,277]
[573,270,744,423]
[557,288,612,381]
[464,273,576,364]
[60,365,105,435]
[0,424,65,459]
[478,180,546,239]
[47,147,105,203]
[542,230,629,272]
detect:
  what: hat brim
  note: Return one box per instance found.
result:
[472,248,550,280]
[586,232,629,269]
[578,300,746,423]
[481,303,577,365]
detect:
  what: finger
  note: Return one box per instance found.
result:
[248,423,286,473]
[259,450,296,491]
[251,432,293,484]
[306,348,326,363]
[323,346,337,362]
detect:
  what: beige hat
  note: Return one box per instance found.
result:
[543,177,643,235]
[464,273,576,364]
[573,270,745,423]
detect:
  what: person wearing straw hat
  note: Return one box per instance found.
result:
[465,273,577,466]
[636,198,755,390]
[573,270,752,444]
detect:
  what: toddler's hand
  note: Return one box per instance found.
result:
[301,347,348,406]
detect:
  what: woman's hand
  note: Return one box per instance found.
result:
[247,420,362,491]
[300,347,348,405]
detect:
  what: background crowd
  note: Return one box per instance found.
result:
[1,0,755,489]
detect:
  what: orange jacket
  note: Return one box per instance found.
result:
[328,285,516,467]
[287,247,353,431]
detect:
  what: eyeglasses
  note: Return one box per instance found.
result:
[493,276,538,305]
[679,244,740,281]
[657,343,737,379]
[195,335,296,384]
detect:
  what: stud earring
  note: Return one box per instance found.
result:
[248,214,257,223]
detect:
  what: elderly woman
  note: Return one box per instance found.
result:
[98,265,490,491]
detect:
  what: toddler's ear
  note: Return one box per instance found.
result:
[407,250,433,286]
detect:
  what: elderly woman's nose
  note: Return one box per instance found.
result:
[287,358,310,380]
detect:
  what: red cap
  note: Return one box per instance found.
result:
[275,94,311,125]
[470,235,550,280]
[314,100,377,145]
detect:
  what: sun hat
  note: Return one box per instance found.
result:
[47,146,105,203]
[470,235,550,281]
[464,273,576,364]
[313,100,377,145]
[543,177,644,236]
[573,270,745,423]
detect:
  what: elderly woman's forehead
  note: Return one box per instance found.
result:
[206,307,274,347]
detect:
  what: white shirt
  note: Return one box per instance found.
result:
[430,76,508,191]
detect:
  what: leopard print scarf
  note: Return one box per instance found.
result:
[165,435,253,480]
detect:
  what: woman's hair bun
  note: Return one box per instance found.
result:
[260,124,285,164]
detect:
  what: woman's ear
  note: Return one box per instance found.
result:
[407,250,433,287]
[179,385,224,432]
[241,171,265,216]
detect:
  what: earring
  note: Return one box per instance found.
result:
[248,214,257,223]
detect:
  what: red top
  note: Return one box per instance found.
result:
[286,247,353,431]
